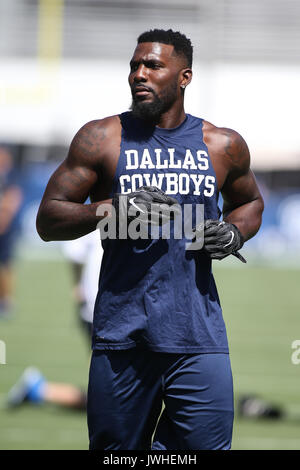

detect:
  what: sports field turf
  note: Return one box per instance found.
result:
[0,255,299,450]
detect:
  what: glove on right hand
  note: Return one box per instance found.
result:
[112,185,180,226]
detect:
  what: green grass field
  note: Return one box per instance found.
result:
[0,255,300,450]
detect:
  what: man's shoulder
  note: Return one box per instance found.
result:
[203,119,246,147]
[202,119,250,169]
[77,114,121,138]
[68,114,122,165]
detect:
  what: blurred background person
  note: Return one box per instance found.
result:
[61,229,102,343]
[0,146,23,319]
[6,230,102,411]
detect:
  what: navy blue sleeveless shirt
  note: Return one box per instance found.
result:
[92,112,229,353]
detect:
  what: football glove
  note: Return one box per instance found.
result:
[202,219,246,262]
[112,186,180,227]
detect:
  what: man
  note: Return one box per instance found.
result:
[6,230,102,411]
[0,146,23,319]
[62,229,102,339]
[36,29,264,450]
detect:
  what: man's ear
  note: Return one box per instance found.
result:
[180,68,192,89]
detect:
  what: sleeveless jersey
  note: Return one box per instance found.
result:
[92,112,229,353]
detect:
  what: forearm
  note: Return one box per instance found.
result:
[223,197,264,242]
[36,199,112,241]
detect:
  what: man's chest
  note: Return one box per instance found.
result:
[113,142,218,202]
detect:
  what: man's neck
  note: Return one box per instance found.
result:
[156,106,186,129]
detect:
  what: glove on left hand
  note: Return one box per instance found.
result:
[202,219,246,262]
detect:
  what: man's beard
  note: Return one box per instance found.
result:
[130,81,178,124]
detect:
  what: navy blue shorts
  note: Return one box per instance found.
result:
[87,349,234,450]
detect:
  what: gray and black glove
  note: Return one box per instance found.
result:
[202,219,246,263]
[112,186,180,226]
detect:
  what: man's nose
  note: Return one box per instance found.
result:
[134,64,147,82]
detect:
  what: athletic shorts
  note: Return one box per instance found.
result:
[87,349,234,450]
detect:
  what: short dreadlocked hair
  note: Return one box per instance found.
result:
[137,29,193,68]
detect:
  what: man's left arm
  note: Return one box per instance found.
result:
[221,129,264,242]
[202,129,264,262]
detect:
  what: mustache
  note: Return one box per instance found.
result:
[131,84,155,94]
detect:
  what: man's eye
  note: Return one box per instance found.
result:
[149,63,160,69]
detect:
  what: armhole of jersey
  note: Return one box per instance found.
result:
[108,113,126,198]
[199,118,219,198]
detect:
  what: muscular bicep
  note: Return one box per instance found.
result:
[221,168,262,217]
[41,159,98,205]
[220,128,262,216]
[40,120,104,205]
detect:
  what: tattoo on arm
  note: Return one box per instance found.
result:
[223,129,250,172]
[70,124,107,160]
[53,167,94,200]
[52,121,108,200]
[221,130,264,240]
[36,118,115,241]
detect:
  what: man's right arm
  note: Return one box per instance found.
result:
[36,119,113,242]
